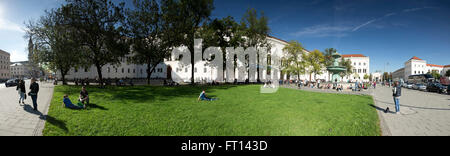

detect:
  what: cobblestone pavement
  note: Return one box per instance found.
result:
[0,81,54,136]
[373,86,450,136]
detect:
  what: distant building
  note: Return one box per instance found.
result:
[57,36,373,83]
[392,68,405,81]
[342,54,370,82]
[0,49,11,80]
[392,56,449,81]
[10,62,31,79]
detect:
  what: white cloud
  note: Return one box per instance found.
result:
[0,18,24,33]
[291,25,352,37]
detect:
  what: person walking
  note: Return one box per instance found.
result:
[29,78,40,111]
[392,81,401,114]
[16,80,26,104]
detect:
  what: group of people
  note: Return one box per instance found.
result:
[15,78,40,111]
[62,86,90,109]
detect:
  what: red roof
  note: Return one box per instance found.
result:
[427,64,444,68]
[443,65,450,68]
[410,56,422,60]
[342,54,366,58]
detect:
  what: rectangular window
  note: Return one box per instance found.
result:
[194,68,197,73]
[204,68,207,73]
[185,68,188,73]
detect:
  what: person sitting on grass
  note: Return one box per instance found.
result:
[63,94,85,109]
[198,90,218,101]
[79,86,89,106]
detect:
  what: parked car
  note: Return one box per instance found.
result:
[5,79,19,87]
[447,85,450,95]
[417,84,427,91]
[427,83,446,94]
[406,83,413,89]
[412,83,419,90]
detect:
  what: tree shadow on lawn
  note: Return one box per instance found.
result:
[103,85,238,103]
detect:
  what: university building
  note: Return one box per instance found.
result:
[392,56,450,81]
[0,49,11,81]
[57,36,372,83]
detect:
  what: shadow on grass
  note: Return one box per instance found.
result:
[23,104,68,132]
[41,115,68,132]
[88,103,108,110]
[87,85,239,103]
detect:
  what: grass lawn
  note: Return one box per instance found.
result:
[43,85,380,136]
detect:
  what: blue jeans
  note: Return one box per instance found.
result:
[393,97,400,112]
[201,97,217,101]
[19,92,25,102]
[31,95,38,110]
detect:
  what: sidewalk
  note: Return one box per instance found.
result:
[0,81,54,136]
[372,86,450,136]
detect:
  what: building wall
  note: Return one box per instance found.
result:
[405,59,427,80]
[392,68,405,81]
[343,57,370,82]
[0,50,11,80]
[57,37,372,83]
[10,63,30,79]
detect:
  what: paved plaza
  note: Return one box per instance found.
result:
[373,86,450,136]
[0,81,54,136]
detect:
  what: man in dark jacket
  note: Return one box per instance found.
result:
[392,81,402,114]
[29,78,40,111]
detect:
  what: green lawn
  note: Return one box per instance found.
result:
[43,85,380,136]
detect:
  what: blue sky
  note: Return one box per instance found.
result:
[0,0,449,73]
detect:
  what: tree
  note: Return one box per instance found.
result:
[241,8,271,82]
[125,0,176,84]
[304,50,325,81]
[430,70,441,79]
[445,70,450,77]
[163,0,214,84]
[200,16,246,81]
[282,41,306,81]
[364,74,370,80]
[25,8,83,85]
[60,0,129,86]
[340,57,353,79]
[369,73,373,81]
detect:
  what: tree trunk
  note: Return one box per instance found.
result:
[146,63,151,85]
[189,46,195,85]
[60,69,67,85]
[95,64,103,86]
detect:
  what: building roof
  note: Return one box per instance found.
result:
[410,56,423,60]
[267,35,311,52]
[0,49,10,55]
[342,54,366,58]
[427,64,444,68]
[444,65,450,68]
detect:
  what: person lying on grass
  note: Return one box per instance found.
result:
[63,94,85,109]
[198,90,218,101]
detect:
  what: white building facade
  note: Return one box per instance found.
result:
[58,36,372,83]
[342,54,370,82]
[0,49,11,80]
[392,56,449,81]
[10,62,31,79]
